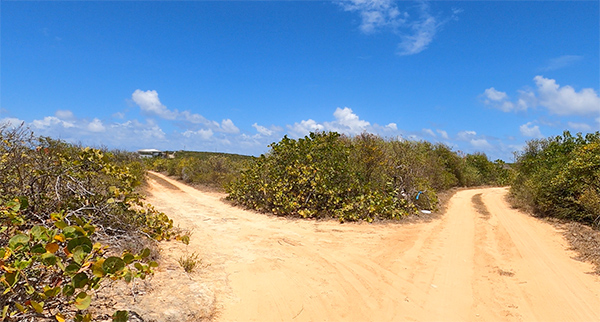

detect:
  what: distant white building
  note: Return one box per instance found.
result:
[137,149,163,158]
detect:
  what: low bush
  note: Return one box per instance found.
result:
[0,123,183,321]
[226,132,509,222]
[510,131,600,226]
[145,152,252,190]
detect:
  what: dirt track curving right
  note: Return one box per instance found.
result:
[143,172,600,321]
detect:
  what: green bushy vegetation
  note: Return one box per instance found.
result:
[510,131,600,226]
[226,132,510,222]
[145,152,253,189]
[0,123,183,321]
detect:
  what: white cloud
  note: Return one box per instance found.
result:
[540,55,583,71]
[567,122,592,131]
[112,112,125,119]
[55,110,75,120]
[483,87,508,101]
[0,117,25,128]
[516,90,537,110]
[397,2,438,56]
[533,76,600,116]
[436,129,449,139]
[131,90,241,134]
[32,116,75,129]
[87,118,106,133]
[422,128,436,137]
[182,129,213,140]
[482,87,518,112]
[470,138,492,149]
[252,123,273,136]
[339,0,456,56]
[339,0,404,34]
[457,130,476,141]
[484,76,600,116]
[220,119,240,134]
[519,122,543,138]
[287,119,325,137]
[179,111,218,128]
[325,107,371,135]
[112,119,166,141]
[132,89,177,120]
[287,107,402,139]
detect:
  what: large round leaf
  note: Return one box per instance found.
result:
[102,257,125,274]
[8,234,29,249]
[74,291,91,310]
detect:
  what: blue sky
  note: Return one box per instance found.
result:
[2,0,599,161]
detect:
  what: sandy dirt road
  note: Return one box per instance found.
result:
[144,172,600,322]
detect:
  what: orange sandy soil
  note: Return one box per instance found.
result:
[128,171,600,322]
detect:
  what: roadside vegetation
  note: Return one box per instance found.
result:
[144,151,252,190]
[509,131,600,273]
[0,123,184,321]
[510,131,600,226]
[226,132,511,222]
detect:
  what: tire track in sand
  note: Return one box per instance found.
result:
[144,172,600,322]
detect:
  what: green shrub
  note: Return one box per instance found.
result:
[228,132,495,222]
[145,153,251,190]
[0,123,183,320]
[0,198,158,321]
[511,131,600,225]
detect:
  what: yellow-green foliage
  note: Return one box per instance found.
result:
[227,132,508,222]
[511,131,600,226]
[177,252,200,273]
[0,123,181,320]
[1,199,157,321]
[145,152,252,190]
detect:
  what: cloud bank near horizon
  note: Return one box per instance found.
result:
[2,76,598,161]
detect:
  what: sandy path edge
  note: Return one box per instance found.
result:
[142,172,600,322]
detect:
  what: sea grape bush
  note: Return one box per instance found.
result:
[0,124,174,241]
[511,131,600,226]
[227,132,510,222]
[0,123,182,320]
[1,198,156,321]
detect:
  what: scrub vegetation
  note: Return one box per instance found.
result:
[145,151,252,190]
[510,131,600,226]
[226,132,511,222]
[0,124,183,321]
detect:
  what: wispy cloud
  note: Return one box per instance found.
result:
[457,130,477,141]
[436,129,449,139]
[338,0,458,56]
[540,55,583,71]
[252,123,274,137]
[422,128,436,137]
[397,1,445,56]
[470,138,492,149]
[567,122,592,132]
[338,0,405,34]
